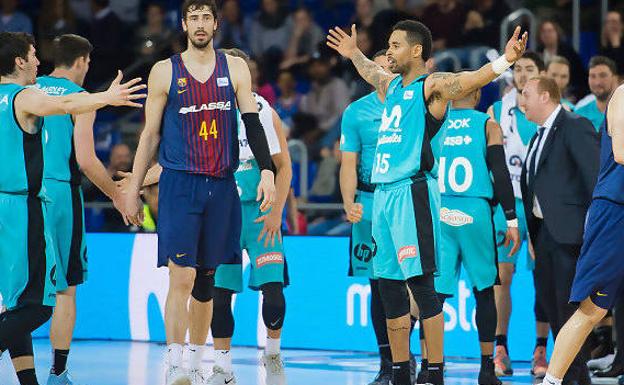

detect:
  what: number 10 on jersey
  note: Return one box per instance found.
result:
[199,120,218,140]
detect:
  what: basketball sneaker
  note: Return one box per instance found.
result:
[206,365,236,385]
[369,357,392,385]
[166,366,191,385]
[588,353,616,371]
[479,358,502,385]
[494,345,513,376]
[261,353,286,385]
[190,368,210,385]
[46,370,74,385]
[531,346,548,378]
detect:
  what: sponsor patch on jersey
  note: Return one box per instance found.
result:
[177,77,187,88]
[256,252,284,267]
[217,77,229,87]
[397,246,417,263]
[0,94,8,105]
[440,207,474,226]
[179,101,232,114]
[403,90,414,100]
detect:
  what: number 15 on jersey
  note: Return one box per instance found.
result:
[375,153,391,174]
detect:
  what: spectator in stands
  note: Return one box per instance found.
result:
[248,0,292,59]
[546,56,575,110]
[536,19,587,99]
[600,10,624,77]
[37,0,77,71]
[0,0,32,33]
[248,56,277,106]
[84,0,123,89]
[575,56,618,132]
[461,0,511,58]
[299,54,350,144]
[141,184,158,233]
[281,7,324,71]
[214,0,248,51]
[134,3,173,61]
[353,0,376,29]
[275,70,302,128]
[421,0,467,52]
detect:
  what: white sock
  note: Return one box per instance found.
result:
[166,343,184,368]
[215,350,232,372]
[265,338,281,355]
[543,373,562,385]
[188,344,204,371]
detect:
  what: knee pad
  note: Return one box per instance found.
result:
[211,288,234,338]
[474,287,497,342]
[8,333,33,359]
[378,278,410,319]
[534,295,549,323]
[406,275,442,320]
[261,283,286,330]
[191,269,215,303]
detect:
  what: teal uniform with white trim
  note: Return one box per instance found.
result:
[435,108,498,295]
[37,76,88,292]
[575,98,604,132]
[340,91,384,278]
[371,75,444,280]
[215,94,287,292]
[0,83,56,310]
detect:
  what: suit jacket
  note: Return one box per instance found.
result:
[521,108,600,246]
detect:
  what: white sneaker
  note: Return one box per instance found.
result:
[189,368,210,385]
[588,354,616,371]
[166,366,191,385]
[206,365,236,385]
[262,354,287,385]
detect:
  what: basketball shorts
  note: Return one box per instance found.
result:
[435,196,498,296]
[158,168,242,270]
[45,179,87,291]
[0,192,56,310]
[570,199,624,309]
[215,200,288,292]
[493,198,531,268]
[372,175,440,281]
[348,191,376,278]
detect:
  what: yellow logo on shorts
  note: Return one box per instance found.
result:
[596,291,608,297]
[175,253,187,258]
[177,77,187,88]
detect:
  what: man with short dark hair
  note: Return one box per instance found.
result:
[576,56,618,132]
[37,34,132,385]
[546,56,575,111]
[521,76,600,385]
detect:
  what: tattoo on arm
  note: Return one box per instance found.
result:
[352,50,391,94]
[430,72,464,98]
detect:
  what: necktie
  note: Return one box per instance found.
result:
[529,126,546,184]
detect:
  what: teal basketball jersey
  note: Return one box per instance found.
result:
[439,108,493,200]
[36,76,84,184]
[340,91,384,186]
[575,99,604,132]
[371,75,442,184]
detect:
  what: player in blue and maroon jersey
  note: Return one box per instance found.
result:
[122,1,276,384]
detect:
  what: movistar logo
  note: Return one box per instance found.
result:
[179,101,232,114]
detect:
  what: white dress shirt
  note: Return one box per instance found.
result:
[526,104,562,219]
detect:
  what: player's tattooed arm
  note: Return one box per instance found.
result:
[326,25,395,95]
[608,85,624,165]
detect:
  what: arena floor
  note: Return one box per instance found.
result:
[3,340,614,385]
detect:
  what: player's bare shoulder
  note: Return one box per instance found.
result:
[148,58,173,94]
[223,54,250,92]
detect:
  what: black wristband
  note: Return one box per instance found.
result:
[241,112,273,171]
[486,144,516,220]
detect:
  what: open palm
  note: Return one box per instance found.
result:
[327,25,359,59]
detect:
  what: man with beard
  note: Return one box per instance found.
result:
[327,21,528,385]
[575,56,619,132]
[121,1,276,384]
[486,52,549,378]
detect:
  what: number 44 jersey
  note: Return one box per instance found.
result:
[438,108,493,200]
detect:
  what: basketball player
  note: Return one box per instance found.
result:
[487,52,548,378]
[435,87,520,385]
[37,34,129,385]
[121,1,276,384]
[537,84,624,385]
[0,31,144,385]
[327,21,528,385]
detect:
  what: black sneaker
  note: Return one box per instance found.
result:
[369,359,393,385]
[415,365,428,384]
[595,362,624,378]
[479,359,502,385]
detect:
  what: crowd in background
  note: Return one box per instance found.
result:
[2,0,624,234]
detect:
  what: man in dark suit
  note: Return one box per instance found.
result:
[520,76,600,385]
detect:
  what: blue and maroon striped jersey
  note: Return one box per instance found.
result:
[160,52,238,177]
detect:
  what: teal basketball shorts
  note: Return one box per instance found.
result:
[493,198,531,269]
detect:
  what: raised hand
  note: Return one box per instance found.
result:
[326,25,359,59]
[105,70,147,108]
[504,26,529,63]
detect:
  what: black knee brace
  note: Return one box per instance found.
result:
[8,333,33,359]
[261,282,286,331]
[474,286,497,342]
[211,288,234,338]
[0,305,52,350]
[406,274,442,320]
[378,278,410,319]
[191,269,215,303]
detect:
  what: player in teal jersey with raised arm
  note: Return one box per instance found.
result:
[575,56,618,132]
[37,34,131,385]
[327,20,528,385]
[0,31,144,385]
[486,51,547,377]
[435,88,520,385]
